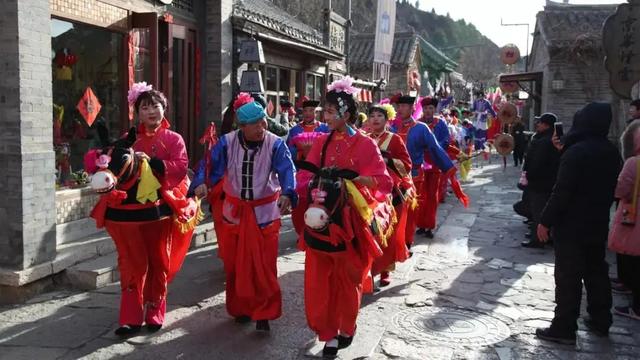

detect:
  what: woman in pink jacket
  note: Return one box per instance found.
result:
[609,120,640,321]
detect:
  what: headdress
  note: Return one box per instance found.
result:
[369,103,396,121]
[127,82,154,106]
[326,76,360,118]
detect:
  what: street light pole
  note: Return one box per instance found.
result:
[500,19,530,71]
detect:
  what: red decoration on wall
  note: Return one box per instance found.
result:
[127,33,135,123]
[77,87,102,127]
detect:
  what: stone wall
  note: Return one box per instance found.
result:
[205,0,234,125]
[0,0,56,270]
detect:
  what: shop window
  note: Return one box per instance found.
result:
[315,76,325,101]
[51,18,124,189]
[266,66,278,92]
[306,73,325,100]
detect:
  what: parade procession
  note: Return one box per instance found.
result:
[2,0,640,359]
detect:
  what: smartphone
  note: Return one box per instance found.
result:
[554,122,564,137]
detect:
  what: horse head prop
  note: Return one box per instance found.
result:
[89,127,140,196]
[295,160,359,231]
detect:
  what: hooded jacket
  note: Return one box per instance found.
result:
[540,102,622,238]
[523,127,560,193]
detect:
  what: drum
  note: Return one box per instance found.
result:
[495,133,515,156]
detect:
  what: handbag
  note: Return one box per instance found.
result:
[621,159,640,226]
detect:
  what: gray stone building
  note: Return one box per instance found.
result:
[350,31,457,99]
[0,0,346,303]
[502,1,626,138]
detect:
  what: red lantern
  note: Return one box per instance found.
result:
[500,44,521,65]
[500,81,519,94]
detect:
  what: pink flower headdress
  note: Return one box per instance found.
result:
[327,76,360,95]
[127,82,153,106]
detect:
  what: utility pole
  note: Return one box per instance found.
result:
[500,19,530,71]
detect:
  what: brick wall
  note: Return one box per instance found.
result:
[205,0,233,125]
[0,0,56,270]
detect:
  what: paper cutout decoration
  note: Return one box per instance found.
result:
[77,87,102,127]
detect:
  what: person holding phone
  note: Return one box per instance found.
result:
[521,113,561,248]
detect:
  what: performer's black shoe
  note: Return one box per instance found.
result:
[322,343,338,358]
[522,219,531,225]
[256,320,270,331]
[583,316,609,337]
[336,334,354,349]
[535,327,576,345]
[235,315,251,324]
[146,324,162,333]
[524,232,532,238]
[379,272,391,287]
[416,228,426,235]
[521,240,544,248]
[424,229,434,239]
[114,325,142,337]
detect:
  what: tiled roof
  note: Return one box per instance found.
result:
[233,0,324,47]
[350,32,419,69]
[536,1,617,49]
[350,31,457,73]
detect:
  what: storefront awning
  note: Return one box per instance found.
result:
[499,71,543,83]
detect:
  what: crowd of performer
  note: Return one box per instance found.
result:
[83,76,522,358]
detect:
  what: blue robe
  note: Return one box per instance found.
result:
[392,120,454,177]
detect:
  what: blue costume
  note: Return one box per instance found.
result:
[425,117,450,150]
[471,98,496,149]
[190,132,298,219]
[392,119,453,176]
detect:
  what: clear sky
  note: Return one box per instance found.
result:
[417,0,623,55]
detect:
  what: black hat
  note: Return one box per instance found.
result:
[280,99,292,108]
[302,100,320,108]
[397,96,416,105]
[420,96,438,108]
[534,113,557,126]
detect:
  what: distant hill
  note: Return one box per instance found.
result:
[268,0,504,85]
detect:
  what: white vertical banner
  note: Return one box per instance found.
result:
[373,0,396,64]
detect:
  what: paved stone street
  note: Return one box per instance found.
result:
[1,159,639,360]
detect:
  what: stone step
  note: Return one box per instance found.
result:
[64,220,218,290]
[65,252,119,290]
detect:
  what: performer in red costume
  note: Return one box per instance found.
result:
[392,96,453,248]
[418,96,450,238]
[87,83,198,337]
[191,93,297,332]
[300,77,392,358]
[367,104,413,287]
[288,97,330,234]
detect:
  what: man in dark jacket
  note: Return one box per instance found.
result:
[535,102,622,344]
[521,113,561,248]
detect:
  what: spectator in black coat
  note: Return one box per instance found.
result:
[521,113,561,248]
[510,119,527,167]
[535,102,623,344]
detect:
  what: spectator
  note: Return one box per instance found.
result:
[608,120,640,321]
[510,118,527,167]
[535,102,622,344]
[521,113,561,248]
[627,99,640,126]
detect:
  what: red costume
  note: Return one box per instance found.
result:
[91,119,194,328]
[369,131,412,275]
[301,130,392,341]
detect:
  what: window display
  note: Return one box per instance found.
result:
[51,19,124,189]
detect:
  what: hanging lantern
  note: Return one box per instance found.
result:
[499,81,519,94]
[500,44,521,65]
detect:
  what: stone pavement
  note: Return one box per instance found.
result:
[1,158,639,360]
